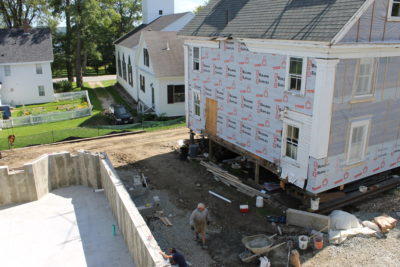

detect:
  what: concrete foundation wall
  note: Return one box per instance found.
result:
[0,151,166,267]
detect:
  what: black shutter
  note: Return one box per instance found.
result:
[167,85,174,104]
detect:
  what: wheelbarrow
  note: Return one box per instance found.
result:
[239,234,286,263]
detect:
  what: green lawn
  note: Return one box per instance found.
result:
[52,66,112,78]
[0,80,185,150]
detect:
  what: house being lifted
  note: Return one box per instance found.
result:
[179,0,400,207]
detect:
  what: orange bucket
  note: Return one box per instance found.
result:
[314,234,323,249]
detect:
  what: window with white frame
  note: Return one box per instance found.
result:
[193,90,201,117]
[353,58,375,97]
[287,57,305,93]
[390,0,400,18]
[140,74,145,92]
[347,119,370,164]
[38,85,45,96]
[193,47,200,71]
[285,125,300,160]
[4,65,11,76]
[167,85,185,104]
[143,48,150,67]
[36,64,43,74]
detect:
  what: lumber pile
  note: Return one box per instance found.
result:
[373,215,397,233]
[201,161,270,199]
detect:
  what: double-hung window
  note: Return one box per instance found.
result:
[193,90,201,117]
[167,85,185,104]
[143,48,150,67]
[389,0,400,19]
[287,57,306,94]
[347,119,370,164]
[140,74,145,92]
[36,64,43,74]
[353,58,375,98]
[285,125,299,160]
[193,47,200,71]
[38,85,45,96]
[4,65,11,76]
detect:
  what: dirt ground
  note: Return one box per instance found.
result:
[1,127,400,267]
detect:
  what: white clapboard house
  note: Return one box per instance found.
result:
[114,0,194,116]
[0,27,54,106]
[179,0,400,203]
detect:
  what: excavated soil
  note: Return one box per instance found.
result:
[1,127,399,266]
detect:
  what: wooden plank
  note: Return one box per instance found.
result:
[206,98,218,136]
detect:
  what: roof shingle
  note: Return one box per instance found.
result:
[179,0,367,42]
[0,28,53,64]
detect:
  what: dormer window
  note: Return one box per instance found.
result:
[388,0,400,20]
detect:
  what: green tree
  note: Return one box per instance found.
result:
[194,0,209,14]
[0,0,50,28]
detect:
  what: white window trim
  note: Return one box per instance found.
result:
[38,85,45,97]
[192,89,201,119]
[36,63,43,75]
[352,58,376,99]
[192,47,201,73]
[281,119,302,166]
[387,0,400,21]
[285,56,307,96]
[346,119,371,165]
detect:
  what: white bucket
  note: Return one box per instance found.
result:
[256,196,264,208]
[310,198,320,211]
[298,235,309,250]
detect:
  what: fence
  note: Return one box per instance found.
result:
[1,91,92,129]
[0,118,185,150]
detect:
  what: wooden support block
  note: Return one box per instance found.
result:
[374,215,397,232]
[339,185,344,191]
[254,163,260,185]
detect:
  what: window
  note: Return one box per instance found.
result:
[287,57,304,92]
[117,53,122,77]
[353,58,375,97]
[128,57,133,86]
[193,90,201,117]
[4,65,11,76]
[193,47,200,71]
[347,120,370,164]
[36,64,43,74]
[38,85,45,96]
[285,125,299,160]
[122,55,127,81]
[168,85,185,104]
[390,0,400,18]
[143,48,150,67]
[140,74,145,92]
[159,10,163,15]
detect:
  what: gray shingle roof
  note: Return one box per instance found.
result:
[115,12,190,48]
[179,0,367,42]
[0,28,53,64]
[142,31,184,77]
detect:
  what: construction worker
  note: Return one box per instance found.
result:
[159,248,187,267]
[189,203,210,248]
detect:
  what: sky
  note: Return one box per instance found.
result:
[175,0,206,13]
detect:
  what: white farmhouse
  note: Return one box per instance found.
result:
[0,27,54,106]
[114,0,194,117]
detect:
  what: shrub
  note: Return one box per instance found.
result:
[53,80,73,93]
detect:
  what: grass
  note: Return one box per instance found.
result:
[0,81,185,150]
[52,66,112,78]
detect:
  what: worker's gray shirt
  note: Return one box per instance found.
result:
[189,208,210,226]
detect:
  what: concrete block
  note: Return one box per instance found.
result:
[286,208,330,232]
